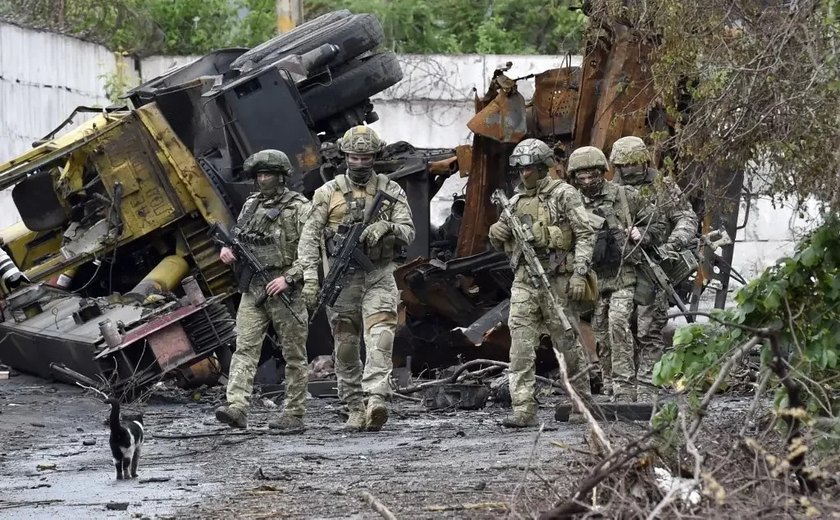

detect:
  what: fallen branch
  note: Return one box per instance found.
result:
[424,502,509,512]
[153,430,265,439]
[76,382,109,401]
[555,352,611,455]
[511,423,545,505]
[687,335,764,440]
[398,359,562,395]
[0,499,64,510]
[360,491,398,520]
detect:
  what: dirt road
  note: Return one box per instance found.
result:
[0,374,588,519]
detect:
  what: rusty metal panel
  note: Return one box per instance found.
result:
[148,323,194,371]
[530,68,581,138]
[455,145,473,178]
[467,73,527,144]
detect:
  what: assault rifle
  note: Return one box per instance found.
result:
[310,189,398,324]
[491,189,572,331]
[208,223,304,325]
[638,248,694,323]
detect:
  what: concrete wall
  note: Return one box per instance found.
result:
[0,22,821,298]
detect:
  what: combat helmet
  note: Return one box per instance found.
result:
[337,126,385,155]
[567,146,609,174]
[509,138,556,168]
[243,149,293,176]
[609,136,650,166]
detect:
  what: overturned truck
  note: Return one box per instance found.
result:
[0,11,457,398]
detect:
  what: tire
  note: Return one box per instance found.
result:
[300,52,403,123]
[230,10,351,70]
[232,13,384,73]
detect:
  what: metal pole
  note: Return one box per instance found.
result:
[276,0,302,34]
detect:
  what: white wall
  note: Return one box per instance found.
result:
[0,22,821,294]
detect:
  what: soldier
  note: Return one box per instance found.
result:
[487,138,596,428]
[567,146,665,402]
[215,149,311,433]
[297,126,415,432]
[610,136,698,397]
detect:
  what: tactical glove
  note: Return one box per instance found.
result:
[360,221,392,247]
[568,273,587,301]
[656,243,677,260]
[301,281,319,312]
[488,221,513,243]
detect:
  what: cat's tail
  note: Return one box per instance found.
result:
[106,398,121,433]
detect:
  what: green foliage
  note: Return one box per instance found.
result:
[2,0,586,55]
[276,0,584,54]
[656,217,840,415]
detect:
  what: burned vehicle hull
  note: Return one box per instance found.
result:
[0,11,433,398]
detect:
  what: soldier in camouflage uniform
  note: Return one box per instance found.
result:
[567,146,665,402]
[215,150,312,433]
[610,136,698,396]
[488,139,596,428]
[297,126,415,432]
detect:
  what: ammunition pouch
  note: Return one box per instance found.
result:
[660,249,700,285]
[592,228,624,275]
[633,268,657,306]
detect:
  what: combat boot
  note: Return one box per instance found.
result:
[611,383,637,403]
[268,414,305,435]
[343,409,367,432]
[366,396,388,432]
[215,405,247,428]
[502,412,538,428]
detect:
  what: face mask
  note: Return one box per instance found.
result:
[518,165,546,190]
[574,170,604,198]
[617,165,647,185]
[256,172,282,196]
[346,153,375,185]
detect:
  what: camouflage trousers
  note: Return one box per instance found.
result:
[635,290,668,386]
[327,264,398,411]
[508,273,590,417]
[593,286,637,398]
[227,290,309,417]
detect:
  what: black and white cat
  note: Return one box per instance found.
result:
[106,398,144,480]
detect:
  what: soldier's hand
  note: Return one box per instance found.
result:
[302,281,319,312]
[656,243,677,259]
[220,246,236,265]
[360,221,392,246]
[266,276,289,296]
[531,222,551,248]
[488,221,512,242]
[627,226,642,243]
[568,273,587,301]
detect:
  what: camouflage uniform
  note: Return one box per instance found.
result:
[488,139,595,427]
[216,150,311,431]
[568,146,665,402]
[611,136,697,392]
[298,126,415,432]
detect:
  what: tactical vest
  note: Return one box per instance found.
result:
[587,185,635,277]
[325,174,399,263]
[509,179,573,271]
[234,190,304,269]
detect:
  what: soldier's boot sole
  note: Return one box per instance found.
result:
[366,402,388,432]
[215,406,248,429]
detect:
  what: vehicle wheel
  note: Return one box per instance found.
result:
[232,13,384,73]
[230,10,351,70]
[300,52,402,123]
